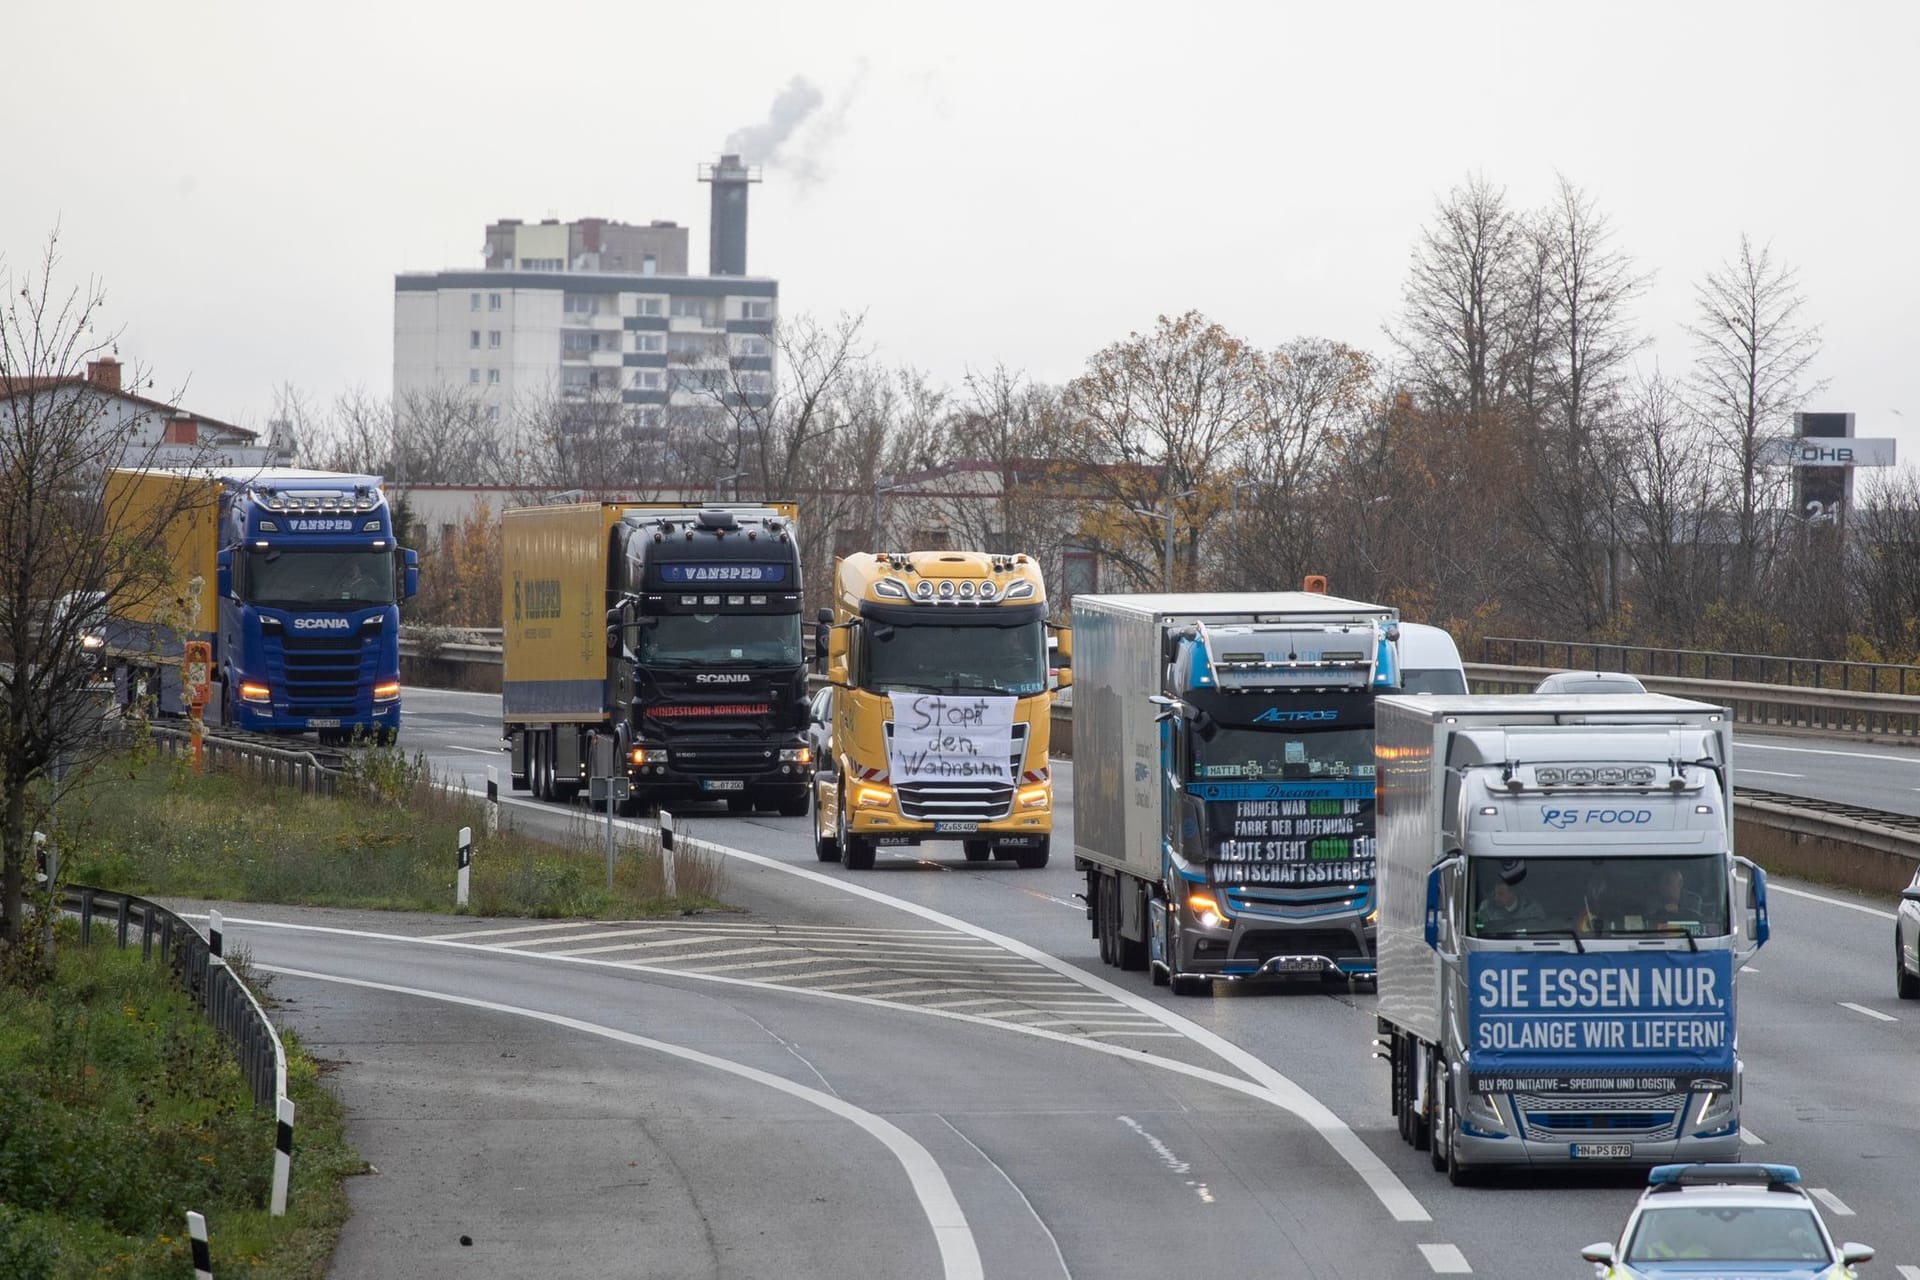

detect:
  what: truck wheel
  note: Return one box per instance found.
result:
[1148,899,1170,986]
[1114,879,1148,972]
[963,840,991,863]
[1430,1080,1450,1172]
[838,799,875,871]
[1096,875,1117,966]
[1012,838,1049,870]
[1898,931,1919,1000]
[531,732,551,801]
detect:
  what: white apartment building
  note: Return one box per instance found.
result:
[392,270,777,433]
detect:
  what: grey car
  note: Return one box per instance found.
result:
[1534,670,1647,695]
[1898,868,1920,999]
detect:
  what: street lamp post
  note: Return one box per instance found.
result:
[1129,488,1197,591]
[713,470,748,501]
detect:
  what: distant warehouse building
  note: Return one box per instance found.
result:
[392,156,776,439]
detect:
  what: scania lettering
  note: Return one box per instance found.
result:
[816,551,1065,871]
[1373,694,1768,1183]
[1071,589,1419,992]
[102,468,418,742]
[502,504,810,815]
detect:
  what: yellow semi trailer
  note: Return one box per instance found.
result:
[814,551,1069,870]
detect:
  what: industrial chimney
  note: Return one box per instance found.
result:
[698,153,761,276]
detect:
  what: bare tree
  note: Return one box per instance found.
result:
[392,385,500,485]
[1516,177,1649,632]
[299,384,395,475]
[1065,311,1259,588]
[1225,338,1373,590]
[1848,468,1920,660]
[1390,174,1526,424]
[1614,372,1718,643]
[0,235,214,959]
[1686,234,1823,602]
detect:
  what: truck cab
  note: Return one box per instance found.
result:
[819,551,1065,871]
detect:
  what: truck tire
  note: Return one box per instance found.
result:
[812,784,840,861]
[963,840,992,863]
[531,731,551,801]
[1431,1078,1450,1172]
[1012,838,1049,870]
[1096,874,1117,966]
[838,798,875,871]
[1898,931,1919,1000]
[1114,878,1148,972]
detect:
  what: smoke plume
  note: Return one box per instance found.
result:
[725,69,863,190]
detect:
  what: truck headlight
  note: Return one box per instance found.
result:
[630,746,665,766]
[1460,1089,1509,1136]
[1693,1089,1738,1133]
[373,681,402,701]
[780,747,813,764]
[855,784,893,809]
[239,681,272,704]
[1187,891,1226,930]
[1017,783,1050,810]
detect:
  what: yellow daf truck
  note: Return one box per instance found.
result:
[813,551,1069,870]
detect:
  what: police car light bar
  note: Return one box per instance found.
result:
[1647,1163,1801,1188]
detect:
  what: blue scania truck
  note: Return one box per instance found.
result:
[105,468,418,742]
[1072,590,1404,993]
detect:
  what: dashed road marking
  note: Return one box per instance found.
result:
[1893,1265,1919,1280]
[1808,1187,1855,1216]
[1739,1126,1765,1145]
[433,920,604,941]
[1768,883,1896,921]
[1838,1001,1898,1023]
[1735,767,1805,778]
[1419,1243,1472,1273]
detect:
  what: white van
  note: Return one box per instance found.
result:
[1398,622,1467,694]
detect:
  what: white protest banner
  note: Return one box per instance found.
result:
[887,693,1018,784]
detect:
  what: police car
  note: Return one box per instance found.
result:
[1581,1164,1873,1278]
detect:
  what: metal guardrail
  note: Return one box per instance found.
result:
[148,725,341,795]
[1483,636,1920,696]
[59,885,287,1110]
[1464,663,1920,739]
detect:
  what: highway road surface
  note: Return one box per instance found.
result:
[204,687,1920,1278]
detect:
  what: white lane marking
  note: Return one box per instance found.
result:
[1743,741,1920,765]
[1767,883,1897,921]
[1118,1116,1192,1175]
[1028,1019,1164,1029]
[1419,1243,1472,1274]
[935,1117,1072,1280]
[227,907,1431,1223]
[432,921,607,941]
[1083,1030,1188,1040]
[259,963,984,1279]
[684,955,835,974]
[1741,966,1759,973]
[447,745,502,756]
[1808,1187,1856,1216]
[1894,1265,1920,1280]
[1839,1001,1898,1022]
[645,821,1435,1223]
[907,997,1021,1010]
[1736,768,1806,778]
[751,967,871,983]
[551,936,743,957]
[1740,1126,1765,1145]
[809,978,941,993]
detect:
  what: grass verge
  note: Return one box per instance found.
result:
[60,746,727,917]
[0,927,360,1279]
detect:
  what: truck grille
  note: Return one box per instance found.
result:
[1518,1092,1686,1143]
[663,743,778,776]
[1225,885,1368,918]
[886,721,1027,822]
[1231,928,1365,962]
[276,634,371,715]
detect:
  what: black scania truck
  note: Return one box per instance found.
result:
[502,502,811,815]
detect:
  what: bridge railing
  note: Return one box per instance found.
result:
[1481,636,1920,696]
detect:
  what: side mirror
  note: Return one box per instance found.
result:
[1840,1244,1874,1267]
[402,548,419,600]
[1741,858,1769,947]
[1424,865,1444,951]
[1578,1243,1615,1266]
[1902,888,1920,903]
[825,623,849,685]
[1050,624,1072,689]
[216,550,233,599]
[1192,710,1220,743]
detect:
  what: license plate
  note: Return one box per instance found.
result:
[1270,956,1323,972]
[308,718,340,728]
[1572,1143,1634,1159]
[701,779,746,792]
[934,821,978,834]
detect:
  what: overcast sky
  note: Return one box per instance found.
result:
[5,0,1915,456]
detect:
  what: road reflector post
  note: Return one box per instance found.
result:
[456,826,472,908]
[485,766,499,836]
[187,1209,212,1278]
[208,909,224,958]
[270,1096,296,1217]
[659,809,678,899]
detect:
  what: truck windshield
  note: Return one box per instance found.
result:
[244,549,394,607]
[1192,726,1375,782]
[862,620,1047,696]
[639,612,802,666]
[1466,854,1730,939]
